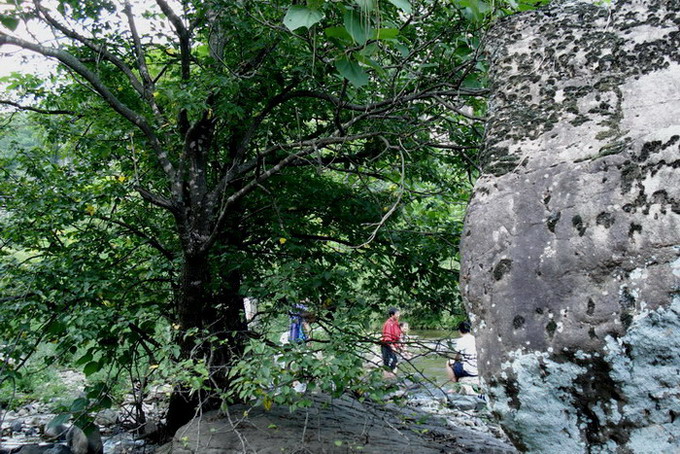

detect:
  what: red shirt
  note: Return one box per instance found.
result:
[382,317,402,350]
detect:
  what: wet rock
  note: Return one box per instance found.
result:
[102,433,146,454]
[93,409,118,428]
[66,425,102,454]
[154,444,171,454]
[447,395,484,412]
[43,423,68,442]
[10,420,24,434]
[461,0,680,452]
[15,444,53,454]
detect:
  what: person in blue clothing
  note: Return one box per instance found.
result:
[289,302,310,343]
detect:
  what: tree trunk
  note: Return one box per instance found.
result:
[164,248,248,437]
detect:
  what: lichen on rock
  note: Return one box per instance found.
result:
[460,0,680,451]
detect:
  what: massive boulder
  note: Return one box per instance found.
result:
[460,0,680,452]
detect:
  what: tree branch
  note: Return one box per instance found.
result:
[95,213,175,262]
[123,0,165,123]
[0,33,181,202]
[154,0,190,80]
[290,233,355,247]
[33,0,146,97]
[0,99,76,115]
[134,185,175,212]
[153,0,191,135]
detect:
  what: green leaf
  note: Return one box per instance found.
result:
[98,396,113,409]
[358,42,378,57]
[324,26,352,41]
[47,414,70,430]
[194,44,209,58]
[70,397,89,412]
[354,54,385,78]
[335,57,369,87]
[343,10,370,45]
[456,0,491,22]
[75,352,93,366]
[392,42,409,57]
[373,28,399,40]
[47,320,66,335]
[83,361,101,376]
[283,6,324,31]
[387,0,412,14]
[0,15,19,31]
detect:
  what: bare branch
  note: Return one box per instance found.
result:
[134,185,175,211]
[290,233,355,247]
[123,0,165,122]
[95,213,175,261]
[154,0,190,80]
[0,99,76,115]
[32,0,145,96]
[0,33,181,200]
[200,130,370,255]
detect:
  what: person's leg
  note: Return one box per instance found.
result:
[381,345,396,378]
[381,345,391,368]
[446,361,457,382]
[388,348,398,371]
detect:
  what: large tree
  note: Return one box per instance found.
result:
[0,0,539,435]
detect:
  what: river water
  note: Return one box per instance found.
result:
[401,329,460,387]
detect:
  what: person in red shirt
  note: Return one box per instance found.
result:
[381,307,402,377]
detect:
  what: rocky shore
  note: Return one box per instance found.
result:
[1,372,514,454]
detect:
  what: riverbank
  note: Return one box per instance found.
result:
[1,331,511,453]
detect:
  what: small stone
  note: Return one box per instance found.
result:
[15,444,51,454]
[44,445,73,454]
[94,409,118,427]
[10,419,24,433]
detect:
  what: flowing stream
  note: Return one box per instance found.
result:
[401,329,460,387]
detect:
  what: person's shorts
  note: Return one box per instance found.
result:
[450,361,476,379]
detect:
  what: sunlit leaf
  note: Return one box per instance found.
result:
[373,28,399,40]
[387,0,412,14]
[283,6,324,31]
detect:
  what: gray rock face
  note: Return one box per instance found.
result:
[169,394,517,453]
[460,0,680,452]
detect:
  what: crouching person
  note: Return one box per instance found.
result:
[446,321,480,395]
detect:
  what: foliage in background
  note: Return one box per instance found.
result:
[0,0,549,427]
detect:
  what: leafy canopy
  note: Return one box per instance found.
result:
[0,0,548,416]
